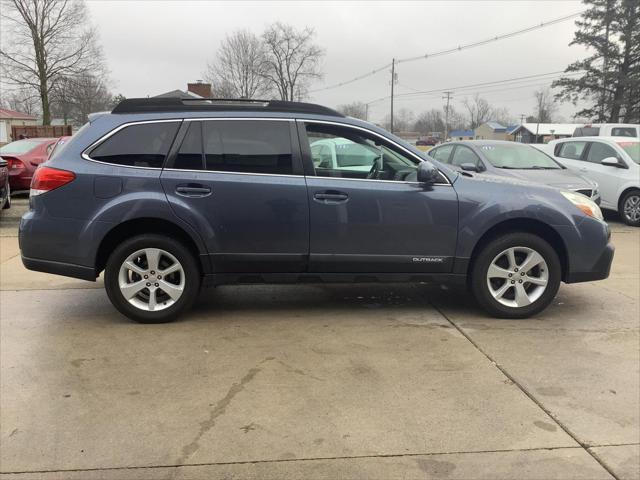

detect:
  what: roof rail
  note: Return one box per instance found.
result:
[111,97,344,117]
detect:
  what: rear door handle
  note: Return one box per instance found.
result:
[176,184,212,197]
[313,191,349,203]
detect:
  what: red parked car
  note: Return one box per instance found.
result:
[0,138,59,191]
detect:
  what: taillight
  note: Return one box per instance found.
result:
[30,166,76,197]
[4,157,25,172]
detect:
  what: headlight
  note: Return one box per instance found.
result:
[561,190,604,221]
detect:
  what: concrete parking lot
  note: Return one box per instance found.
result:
[1,197,638,480]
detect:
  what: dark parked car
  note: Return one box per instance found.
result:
[20,98,613,323]
[0,158,10,210]
[416,137,437,146]
[0,138,59,191]
[428,140,601,204]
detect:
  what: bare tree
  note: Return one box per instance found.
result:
[337,101,367,120]
[533,88,557,123]
[0,87,40,116]
[261,23,324,101]
[447,107,468,131]
[382,108,415,132]
[205,30,272,99]
[413,109,445,135]
[0,0,104,124]
[51,73,113,125]
[492,107,515,127]
[462,94,494,129]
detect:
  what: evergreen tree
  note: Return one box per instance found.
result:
[552,0,639,123]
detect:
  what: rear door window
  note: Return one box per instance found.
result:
[573,127,600,137]
[203,120,294,175]
[89,122,180,168]
[557,141,587,161]
[611,127,638,137]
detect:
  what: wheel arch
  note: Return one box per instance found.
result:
[468,218,569,282]
[95,217,210,275]
[617,186,640,212]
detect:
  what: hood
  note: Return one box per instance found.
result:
[487,167,596,190]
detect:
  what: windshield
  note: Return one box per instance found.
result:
[479,144,561,169]
[617,141,640,164]
[0,139,45,155]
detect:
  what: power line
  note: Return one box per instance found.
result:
[309,11,583,94]
[364,70,583,105]
[395,11,582,65]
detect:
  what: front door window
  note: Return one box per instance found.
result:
[305,123,419,182]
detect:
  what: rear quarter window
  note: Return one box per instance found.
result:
[88,122,180,168]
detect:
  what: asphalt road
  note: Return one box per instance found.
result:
[1,197,638,479]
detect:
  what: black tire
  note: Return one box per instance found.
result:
[619,189,640,227]
[104,234,201,323]
[2,181,10,209]
[471,232,561,319]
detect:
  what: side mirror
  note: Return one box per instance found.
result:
[601,156,623,167]
[417,161,440,184]
[460,162,480,172]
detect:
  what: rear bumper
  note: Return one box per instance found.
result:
[8,172,32,191]
[21,255,96,281]
[565,242,615,283]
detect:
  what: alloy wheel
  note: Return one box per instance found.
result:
[486,246,549,308]
[118,248,185,311]
[623,194,640,223]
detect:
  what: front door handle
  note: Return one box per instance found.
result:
[176,184,212,198]
[313,191,349,204]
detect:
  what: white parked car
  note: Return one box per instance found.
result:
[546,136,640,226]
[310,137,380,173]
[573,123,639,138]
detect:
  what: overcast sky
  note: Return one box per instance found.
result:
[86,0,589,124]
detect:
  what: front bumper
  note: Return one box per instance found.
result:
[565,241,615,283]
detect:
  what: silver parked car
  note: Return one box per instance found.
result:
[429,140,600,203]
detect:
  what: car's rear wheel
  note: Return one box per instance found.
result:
[2,181,10,209]
[620,190,640,227]
[104,234,200,323]
[471,233,561,318]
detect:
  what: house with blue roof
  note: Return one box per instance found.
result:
[474,121,511,140]
[448,129,474,140]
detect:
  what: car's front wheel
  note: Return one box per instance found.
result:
[620,190,640,227]
[471,233,561,318]
[104,234,201,323]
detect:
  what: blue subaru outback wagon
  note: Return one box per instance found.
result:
[19,98,614,323]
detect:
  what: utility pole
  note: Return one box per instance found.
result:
[520,114,526,124]
[390,58,396,133]
[365,103,369,122]
[443,91,453,140]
